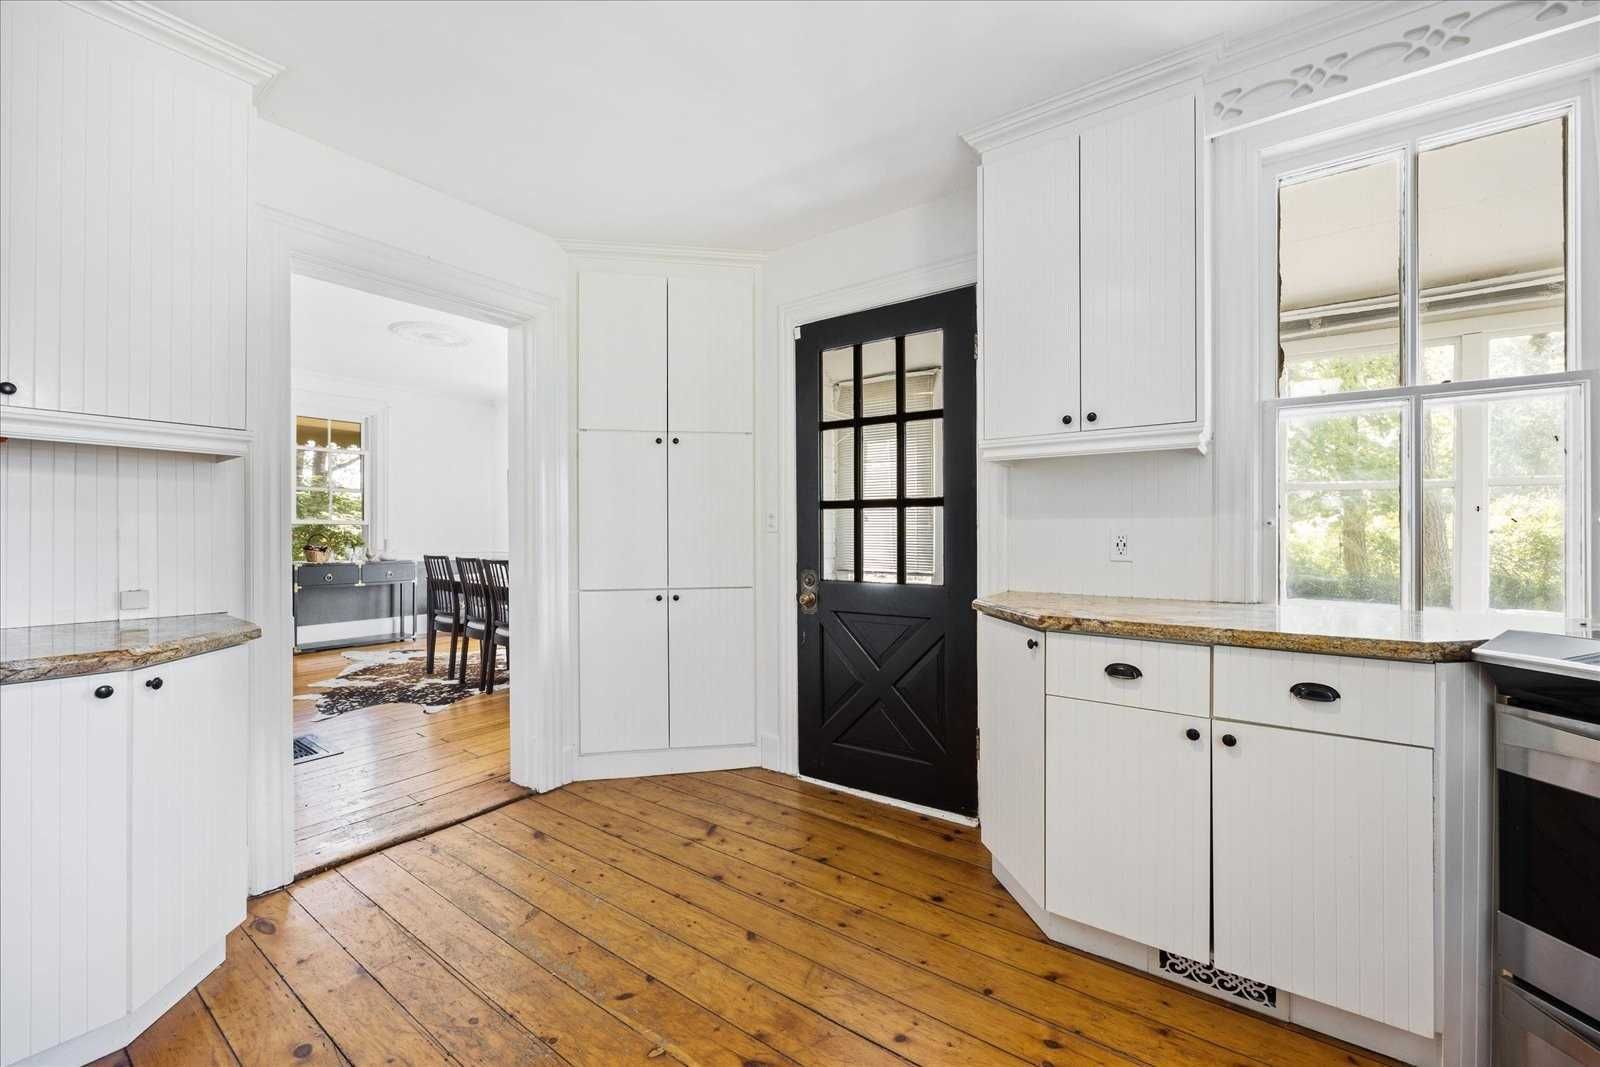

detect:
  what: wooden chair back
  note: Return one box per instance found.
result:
[423,554,459,618]
[483,558,510,632]
[455,557,493,629]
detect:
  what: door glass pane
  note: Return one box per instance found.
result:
[904,418,942,497]
[296,416,330,448]
[823,509,855,581]
[1281,404,1403,605]
[861,508,897,584]
[906,506,943,585]
[1423,389,1572,615]
[860,339,897,416]
[860,423,897,499]
[904,330,943,413]
[822,428,854,501]
[821,346,853,420]
[1278,159,1402,396]
[1419,118,1566,384]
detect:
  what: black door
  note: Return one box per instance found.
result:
[795,287,977,815]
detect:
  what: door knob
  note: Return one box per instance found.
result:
[145,677,163,690]
[797,589,817,612]
[1221,733,1238,748]
[1185,727,1200,741]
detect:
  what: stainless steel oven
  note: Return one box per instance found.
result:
[1477,631,1600,1066]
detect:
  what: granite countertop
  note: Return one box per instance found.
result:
[973,590,1580,663]
[0,613,262,684]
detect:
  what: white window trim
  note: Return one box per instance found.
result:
[1258,89,1593,618]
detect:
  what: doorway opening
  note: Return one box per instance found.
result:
[287,274,523,876]
[794,286,978,815]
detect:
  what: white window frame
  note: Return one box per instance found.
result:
[1261,94,1592,617]
[290,402,387,559]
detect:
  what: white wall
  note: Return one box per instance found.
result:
[292,369,508,561]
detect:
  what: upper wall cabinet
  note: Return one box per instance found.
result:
[0,1,260,437]
[577,270,754,434]
[974,87,1206,461]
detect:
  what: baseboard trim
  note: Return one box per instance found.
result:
[573,744,761,781]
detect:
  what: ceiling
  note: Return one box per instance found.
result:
[156,0,1336,250]
[291,275,509,401]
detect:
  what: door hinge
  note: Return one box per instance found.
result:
[975,729,980,761]
[973,334,980,360]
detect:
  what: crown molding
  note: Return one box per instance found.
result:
[560,239,768,268]
[64,0,283,88]
[962,38,1219,154]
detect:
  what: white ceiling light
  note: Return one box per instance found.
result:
[387,319,470,347]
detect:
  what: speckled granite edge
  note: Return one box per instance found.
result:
[1,614,262,684]
[972,598,1485,663]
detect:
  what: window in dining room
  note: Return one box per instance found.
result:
[293,414,369,560]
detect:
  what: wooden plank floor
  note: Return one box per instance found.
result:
[292,638,526,876]
[109,769,1397,1066]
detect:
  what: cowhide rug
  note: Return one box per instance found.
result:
[296,647,509,719]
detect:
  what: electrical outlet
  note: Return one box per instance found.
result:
[1109,533,1132,562]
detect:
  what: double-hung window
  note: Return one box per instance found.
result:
[292,414,369,560]
[1271,108,1585,618]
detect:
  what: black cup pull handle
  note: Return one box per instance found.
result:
[0,381,16,396]
[1104,662,1142,681]
[1290,682,1341,703]
[1184,727,1200,741]
[94,684,114,699]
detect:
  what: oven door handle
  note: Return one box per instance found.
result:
[1499,977,1600,1066]
[1497,708,1600,800]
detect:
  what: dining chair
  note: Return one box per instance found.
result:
[483,558,510,694]
[455,556,494,691]
[423,554,466,676]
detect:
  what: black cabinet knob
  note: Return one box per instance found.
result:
[1185,727,1201,741]
[1085,411,1098,423]
[1026,638,1038,650]
[1221,733,1238,748]
[1289,681,1340,703]
[94,684,114,699]
[1104,662,1142,680]
[655,437,663,444]
[671,437,680,444]
[671,594,680,601]
[145,677,163,690]
[0,381,16,396]
[1061,414,1072,426]
[655,594,663,601]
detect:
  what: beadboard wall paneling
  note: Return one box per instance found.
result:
[1005,448,1215,600]
[0,0,248,428]
[0,441,244,628]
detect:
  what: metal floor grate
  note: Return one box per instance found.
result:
[292,734,342,765]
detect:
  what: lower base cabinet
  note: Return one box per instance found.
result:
[579,591,671,754]
[0,644,248,1067]
[1045,696,1210,960]
[1212,721,1435,1038]
[667,588,755,748]
[977,615,1046,902]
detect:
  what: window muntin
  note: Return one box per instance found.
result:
[293,414,368,560]
[1272,110,1580,616]
[819,329,944,585]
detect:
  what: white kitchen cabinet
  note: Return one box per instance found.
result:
[1045,696,1210,960]
[667,432,753,588]
[667,276,754,433]
[578,431,668,590]
[972,87,1206,460]
[0,671,130,1067]
[980,130,1080,444]
[0,1,252,435]
[579,590,670,754]
[976,615,1046,903]
[668,588,755,748]
[1213,721,1435,1038]
[1078,94,1197,433]
[577,272,668,431]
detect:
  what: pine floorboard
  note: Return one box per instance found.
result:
[112,770,1402,1066]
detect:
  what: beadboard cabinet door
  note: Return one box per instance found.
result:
[1045,696,1210,960]
[1078,93,1197,433]
[1213,722,1435,1037]
[577,272,668,431]
[579,590,670,754]
[667,276,754,434]
[578,431,668,590]
[128,645,246,1009]
[976,615,1046,903]
[979,130,1079,443]
[666,432,753,589]
[668,587,756,748]
[0,671,131,1067]
[0,0,249,429]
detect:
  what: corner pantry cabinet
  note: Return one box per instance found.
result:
[574,265,757,769]
[971,85,1205,460]
[0,645,248,1067]
[0,1,262,448]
